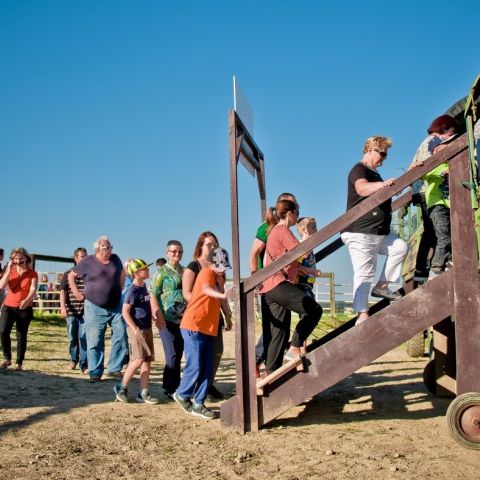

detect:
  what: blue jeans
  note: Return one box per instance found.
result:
[159,322,184,395]
[176,329,213,405]
[428,205,451,272]
[84,299,128,378]
[66,315,87,370]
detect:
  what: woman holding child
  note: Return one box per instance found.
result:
[174,247,232,420]
[182,232,232,400]
[260,200,323,373]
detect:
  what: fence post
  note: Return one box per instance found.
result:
[329,273,336,319]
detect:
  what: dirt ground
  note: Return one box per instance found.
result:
[1,318,479,480]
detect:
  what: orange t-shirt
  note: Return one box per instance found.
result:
[4,267,38,308]
[180,267,221,337]
[260,224,299,294]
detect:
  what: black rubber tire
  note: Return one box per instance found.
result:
[423,360,436,395]
[406,332,425,358]
[446,393,480,450]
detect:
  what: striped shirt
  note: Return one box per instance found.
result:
[60,269,85,317]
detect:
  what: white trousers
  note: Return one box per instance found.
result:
[341,231,408,313]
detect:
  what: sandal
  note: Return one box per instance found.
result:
[15,364,23,371]
[0,360,12,370]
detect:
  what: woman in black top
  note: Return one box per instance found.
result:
[341,136,408,323]
[182,231,232,399]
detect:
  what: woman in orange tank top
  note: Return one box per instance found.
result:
[0,247,38,371]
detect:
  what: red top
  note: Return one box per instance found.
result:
[180,267,221,337]
[4,267,38,308]
[260,224,299,293]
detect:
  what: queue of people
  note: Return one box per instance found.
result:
[1,117,477,420]
[0,234,233,421]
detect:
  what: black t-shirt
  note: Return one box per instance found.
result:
[124,283,152,330]
[186,260,201,276]
[343,162,391,235]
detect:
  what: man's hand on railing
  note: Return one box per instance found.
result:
[408,160,423,170]
[382,178,395,188]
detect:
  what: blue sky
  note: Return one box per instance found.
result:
[1,0,479,284]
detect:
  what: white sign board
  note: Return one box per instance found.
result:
[233,76,254,137]
[233,76,256,176]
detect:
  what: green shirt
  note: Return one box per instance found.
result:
[149,263,186,324]
[422,163,450,210]
[255,221,268,270]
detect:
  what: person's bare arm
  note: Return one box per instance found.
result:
[182,268,196,302]
[150,295,165,329]
[355,177,395,197]
[68,270,84,301]
[408,137,432,170]
[122,303,139,332]
[19,276,38,309]
[202,284,228,300]
[60,289,68,318]
[216,272,232,328]
[221,298,233,331]
[298,265,322,277]
[0,262,11,290]
[249,238,265,274]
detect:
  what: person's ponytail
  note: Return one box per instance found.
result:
[266,207,278,234]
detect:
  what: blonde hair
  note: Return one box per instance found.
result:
[362,136,392,154]
[10,247,30,260]
[296,217,316,235]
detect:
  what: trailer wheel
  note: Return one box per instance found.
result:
[446,393,480,449]
[422,360,436,395]
[406,332,425,358]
